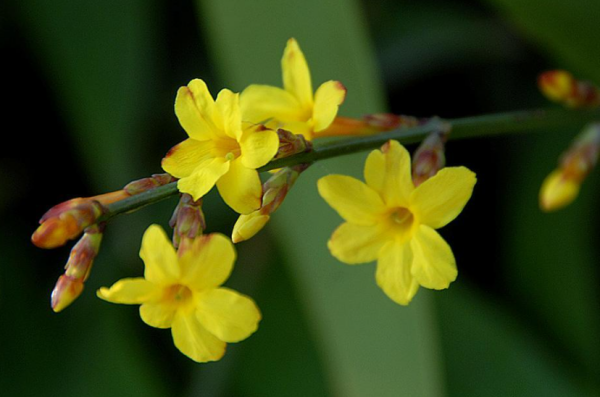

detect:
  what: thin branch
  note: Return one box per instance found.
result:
[100,107,600,222]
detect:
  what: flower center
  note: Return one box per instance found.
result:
[163,284,193,307]
[388,207,415,242]
[214,137,241,160]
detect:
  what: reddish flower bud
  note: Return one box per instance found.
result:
[32,199,105,249]
[275,129,312,159]
[169,194,206,249]
[319,114,421,137]
[50,224,104,312]
[538,70,600,108]
[51,275,84,313]
[540,123,600,211]
[412,122,451,186]
[124,173,177,195]
[232,164,309,243]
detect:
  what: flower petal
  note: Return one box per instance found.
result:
[196,288,261,343]
[410,225,457,290]
[140,302,176,329]
[240,85,304,124]
[239,126,279,169]
[232,212,270,243]
[179,233,236,291]
[215,89,243,140]
[97,278,157,304]
[327,222,389,264]
[410,166,476,229]
[177,157,230,201]
[318,175,386,225]
[280,121,312,139]
[312,81,346,132]
[140,225,180,285]
[282,38,313,108]
[364,149,385,193]
[171,311,226,363]
[380,140,414,207]
[161,139,214,178]
[216,158,262,214]
[175,79,217,140]
[375,241,419,305]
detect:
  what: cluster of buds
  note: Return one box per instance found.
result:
[169,194,206,249]
[319,113,421,137]
[538,70,600,109]
[411,119,451,186]
[275,128,312,159]
[32,197,108,249]
[232,164,310,243]
[51,224,104,312]
[540,123,600,211]
[34,173,179,312]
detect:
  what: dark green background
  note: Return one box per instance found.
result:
[1,0,599,396]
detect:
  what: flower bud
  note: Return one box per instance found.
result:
[50,224,104,312]
[538,70,600,108]
[232,213,271,243]
[124,173,176,195]
[412,129,449,186]
[232,164,309,243]
[540,123,600,211]
[32,199,105,249]
[51,276,84,313]
[275,128,312,159]
[319,114,421,137]
[169,194,206,248]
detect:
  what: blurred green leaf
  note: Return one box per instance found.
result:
[228,244,331,397]
[502,132,600,384]
[5,1,171,396]
[12,0,160,189]
[374,2,523,89]
[482,0,600,382]
[486,0,600,82]
[0,233,168,397]
[195,0,445,396]
[438,283,590,397]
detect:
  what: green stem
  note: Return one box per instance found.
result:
[101,107,600,222]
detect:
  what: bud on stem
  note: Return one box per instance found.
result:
[169,194,206,249]
[32,199,106,249]
[232,164,310,243]
[412,120,451,186]
[51,223,105,312]
[540,123,600,211]
[538,70,600,109]
[319,114,421,138]
[124,173,177,195]
[275,129,312,159]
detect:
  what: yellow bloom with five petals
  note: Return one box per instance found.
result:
[97,225,261,363]
[240,38,346,140]
[162,79,279,214]
[318,140,476,305]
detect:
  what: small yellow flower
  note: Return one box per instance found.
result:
[97,225,261,363]
[240,38,346,140]
[318,140,476,305]
[162,79,279,214]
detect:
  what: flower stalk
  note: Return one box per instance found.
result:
[97,107,600,223]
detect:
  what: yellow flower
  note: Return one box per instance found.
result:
[97,225,261,363]
[240,38,346,140]
[162,79,279,214]
[318,140,476,305]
